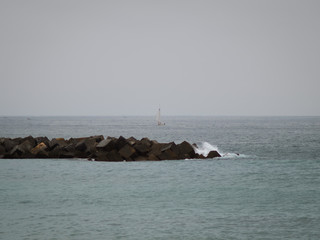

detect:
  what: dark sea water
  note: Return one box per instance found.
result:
[1,116,320,239]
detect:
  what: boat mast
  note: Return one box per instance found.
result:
[157,107,165,126]
[157,107,161,125]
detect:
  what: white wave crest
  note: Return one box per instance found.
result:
[193,142,242,158]
[194,142,220,157]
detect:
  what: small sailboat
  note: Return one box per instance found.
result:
[157,107,165,126]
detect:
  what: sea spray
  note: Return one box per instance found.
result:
[194,142,220,157]
[194,142,241,158]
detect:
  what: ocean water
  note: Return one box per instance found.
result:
[0,116,320,239]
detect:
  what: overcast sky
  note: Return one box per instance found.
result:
[0,0,319,116]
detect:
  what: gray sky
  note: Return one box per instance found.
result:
[1,0,319,116]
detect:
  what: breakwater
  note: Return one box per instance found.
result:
[0,136,221,161]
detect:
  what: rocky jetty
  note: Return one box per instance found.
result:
[0,136,221,161]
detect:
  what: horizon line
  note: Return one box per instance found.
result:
[0,114,319,118]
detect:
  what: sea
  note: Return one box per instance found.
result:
[0,116,319,240]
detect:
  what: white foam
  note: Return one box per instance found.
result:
[193,142,243,158]
[221,152,243,158]
[194,142,220,157]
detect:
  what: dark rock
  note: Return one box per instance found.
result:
[91,151,105,161]
[91,135,105,143]
[157,142,179,160]
[160,142,176,152]
[59,151,75,158]
[73,151,88,158]
[147,153,159,161]
[94,150,123,162]
[12,137,22,144]
[0,144,5,156]
[4,151,20,159]
[176,141,196,159]
[151,140,159,145]
[47,146,61,158]
[149,142,166,157]
[49,138,68,150]
[127,136,137,145]
[68,137,86,145]
[36,150,49,158]
[115,136,128,150]
[63,143,75,152]
[11,136,32,145]
[72,135,103,145]
[9,140,33,157]
[138,142,153,159]
[158,149,178,160]
[106,150,123,161]
[134,141,151,155]
[85,138,98,154]
[134,156,148,161]
[195,153,206,159]
[74,137,97,158]
[2,138,18,152]
[20,136,36,148]
[119,144,136,160]
[48,146,75,158]
[96,138,116,151]
[75,140,87,152]
[140,137,152,147]
[207,151,221,158]
[34,136,50,146]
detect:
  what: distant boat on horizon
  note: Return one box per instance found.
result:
[156,107,165,126]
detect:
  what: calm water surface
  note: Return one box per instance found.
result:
[1,116,320,239]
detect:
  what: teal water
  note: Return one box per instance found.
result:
[1,116,320,239]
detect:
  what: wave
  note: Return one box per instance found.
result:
[193,142,243,158]
[194,142,220,157]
